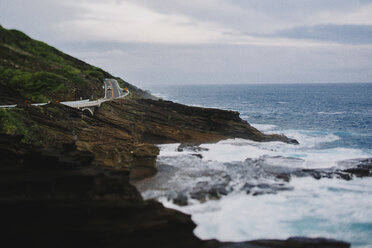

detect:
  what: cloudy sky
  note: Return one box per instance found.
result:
[1,0,372,87]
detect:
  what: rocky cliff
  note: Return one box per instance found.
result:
[0,132,349,248]
[0,25,350,248]
[1,98,297,181]
[0,98,351,248]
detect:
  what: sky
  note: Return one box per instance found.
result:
[1,0,372,87]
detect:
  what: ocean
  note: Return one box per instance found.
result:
[139,83,372,248]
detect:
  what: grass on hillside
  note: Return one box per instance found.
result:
[0,108,44,145]
[0,24,154,104]
[0,25,108,102]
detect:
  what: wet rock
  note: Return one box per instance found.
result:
[161,173,234,205]
[172,192,189,206]
[0,138,203,248]
[177,143,209,152]
[189,181,232,203]
[294,158,372,180]
[341,158,372,177]
[130,143,159,181]
[241,182,294,196]
[343,167,371,177]
[192,153,203,159]
[207,237,350,248]
[260,158,372,183]
[275,173,291,182]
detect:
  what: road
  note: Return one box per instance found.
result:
[0,79,129,110]
[104,79,125,100]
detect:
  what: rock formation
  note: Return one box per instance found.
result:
[0,94,352,248]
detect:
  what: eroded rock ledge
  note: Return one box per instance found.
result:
[0,99,349,248]
[95,98,297,180]
[0,135,349,248]
[97,98,299,145]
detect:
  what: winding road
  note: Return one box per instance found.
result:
[0,79,129,113]
[104,79,126,100]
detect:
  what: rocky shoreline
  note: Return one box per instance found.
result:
[135,142,372,206]
[0,98,353,248]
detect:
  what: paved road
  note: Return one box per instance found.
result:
[104,79,125,100]
[0,79,128,109]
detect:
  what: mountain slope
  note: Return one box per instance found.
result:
[0,25,152,104]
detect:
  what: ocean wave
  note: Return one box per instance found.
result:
[251,123,278,132]
[157,131,369,168]
[317,111,345,115]
[280,130,340,148]
[139,133,372,247]
[150,92,169,99]
[160,177,372,247]
[147,137,372,203]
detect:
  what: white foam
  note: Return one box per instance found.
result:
[142,129,372,248]
[161,177,372,247]
[318,111,345,115]
[151,92,169,99]
[152,129,372,248]
[280,130,341,148]
[157,143,193,157]
[292,147,370,168]
[200,140,268,163]
[156,135,369,169]
[251,123,278,132]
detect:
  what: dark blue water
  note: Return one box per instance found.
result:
[151,83,372,151]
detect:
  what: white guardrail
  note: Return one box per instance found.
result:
[0,105,17,108]
[0,79,129,109]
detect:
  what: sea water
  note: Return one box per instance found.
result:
[142,83,372,247]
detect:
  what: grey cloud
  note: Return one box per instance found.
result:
[272,24,372,44]
[229,0,372,15]
[1,0,372,85]
[0,0,84,43]
[62,42,372,86]
[132,0,372,33]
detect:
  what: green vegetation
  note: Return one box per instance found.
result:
[0,25,110,103]
[0,24,154,104]
[85,67,105,81]
[0,109,22,135]
[1,67,65,102]
[0,108,41,144]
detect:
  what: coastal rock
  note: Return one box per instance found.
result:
[96,98,299,145]
[3,99,353,248]
[283,158,372,181]
[189,180,232,202]
[140,155,372,205]
[0,102,159,175]
[1,99,297,182]
[241,182,294,196]
[177,143,210,152]
[0,136,203,248]
[340,158,372,177]
[0,134,350,248]
[130,143,159,181]
[207,237,350,248]
[169,176,232,206]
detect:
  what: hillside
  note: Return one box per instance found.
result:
[0,25,151,104]
[0,26,348,248]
